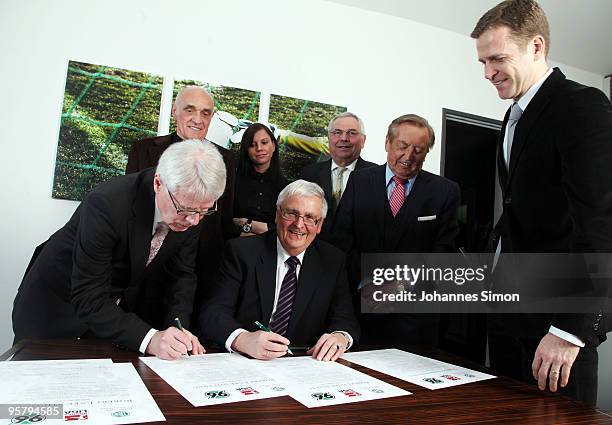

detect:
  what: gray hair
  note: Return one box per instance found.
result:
[386,114,435,149]
[328,112,366,135]
[276,179,328,219]
[175,85,214,108]
[156,139,226,203]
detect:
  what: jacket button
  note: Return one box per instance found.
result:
[504,198,512,204]
[594,323,600,331]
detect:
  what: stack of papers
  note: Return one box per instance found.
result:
[141,354,411,408]
[0,359,164,424]
[342,348,495,389]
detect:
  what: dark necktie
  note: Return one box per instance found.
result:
[147,223,169,266]
[269,256,300,336]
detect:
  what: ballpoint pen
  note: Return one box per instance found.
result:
[254,321,294,355]
[174,317,192,356]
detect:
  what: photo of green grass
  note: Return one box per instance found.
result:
[53,60,162,201]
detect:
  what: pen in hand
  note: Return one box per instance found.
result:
[254,321,293,355]
[174,317,192,356]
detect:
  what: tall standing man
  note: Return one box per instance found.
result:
[471,0,612,405]
[300,112,376,240]
[126,86,236,331]
[332,114,460,345]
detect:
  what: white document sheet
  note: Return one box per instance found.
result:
[253,356,411,408]
[0,360,165,424]
[140,353,288,406]
[342,348,495,390]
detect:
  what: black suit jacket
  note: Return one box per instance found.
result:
[492,68,612,345]
[12,169,200,350]
[199,232,360,347]
[300,157,376,240]
[126,133,236,331]
[332,165,460,282]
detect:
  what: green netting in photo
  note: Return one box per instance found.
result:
[269,94,346,181]
[53,60,163,201]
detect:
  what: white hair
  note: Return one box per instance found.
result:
[276,179,328,219]
[156,139,226,202]
[328,111,366,135]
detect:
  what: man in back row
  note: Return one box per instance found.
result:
[300,112,376,240]
[472,0,612,404]
[332,114,460,345]
[126,86,236,331]
[13,141,227,359]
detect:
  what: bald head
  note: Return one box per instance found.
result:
[173,86,214,140]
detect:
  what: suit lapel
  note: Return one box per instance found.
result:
[374,166,388,250]
[505,69,562,191]
[287,245,319,337]
[148,134,175,169]
[256,234,278,326]
[388,171,431,249]
[128,170,156,294]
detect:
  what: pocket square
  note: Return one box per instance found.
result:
[417,215,437,221]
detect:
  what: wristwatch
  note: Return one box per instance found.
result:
[242,219,253,233]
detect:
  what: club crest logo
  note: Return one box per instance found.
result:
[423,377,443,384]
[111,411,129,418]
[205,390,230,399]
[442,375,461,381]
[311,392,335,401]
[339,389,361,397]
[11,415,47,424]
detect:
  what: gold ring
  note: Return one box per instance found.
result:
[550,370,560,375]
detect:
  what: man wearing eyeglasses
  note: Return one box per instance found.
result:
[332,114,460,346]
[126,85,236,336]
[300,112,376,240]
[200,180,359,361]
[13,141,226,360]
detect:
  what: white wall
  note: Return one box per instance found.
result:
[1,0,609,410]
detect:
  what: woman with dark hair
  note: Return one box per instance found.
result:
[233,123,288,236]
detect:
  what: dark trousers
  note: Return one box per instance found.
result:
[488,333,598,406]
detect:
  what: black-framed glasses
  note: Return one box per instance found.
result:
[329,129,361,138]
[279,207,321,227]
[167,188,217,216]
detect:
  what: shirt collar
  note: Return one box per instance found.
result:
[385,164,417,187]
[152,203,163,235]
[276,238,306,265]
[331,158,358,173]
[516,67,553,111]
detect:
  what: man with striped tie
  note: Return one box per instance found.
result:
[200,180,359,361]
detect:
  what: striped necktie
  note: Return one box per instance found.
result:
[389,175,406,217]
[269,256,300,336]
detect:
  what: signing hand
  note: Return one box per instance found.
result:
[146,327,205,360]
[307,333,348,362]
[232,330,289,360]
[532,332,580,392]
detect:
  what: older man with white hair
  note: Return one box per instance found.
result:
[201,180,359,361]
[13,140,226,360]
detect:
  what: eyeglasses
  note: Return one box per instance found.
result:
[167,188,217,216]
[279,207,321,227]
[329,129,361,138]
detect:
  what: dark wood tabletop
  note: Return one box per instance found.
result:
[2,339,611,424]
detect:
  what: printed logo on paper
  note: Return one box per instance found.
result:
[442,375,461,381]
[10,415,47,424]
[339,389,361,397]
[111,411,129,418]
[237,387,259,395]
[311,392,335,401]
[464,373,476,378]
[272,387,285,391]
[371,389,384,393]
[64,410,89,421]
[423,377,444,384]
[205,390,230,399]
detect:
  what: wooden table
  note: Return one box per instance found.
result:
[2,340,611,424]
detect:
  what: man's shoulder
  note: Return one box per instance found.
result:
[417,170,460,192]
[132,133,173,148]
[300,159,330,179]
[306,237,345,263]
[356,157,377,169]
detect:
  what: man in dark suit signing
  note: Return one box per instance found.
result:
[200,180,359,361]
[126,86,236,331]
[332,114,460,346]
[13,140,227,360]
[300,112,376,240]
[471,0,612,405]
